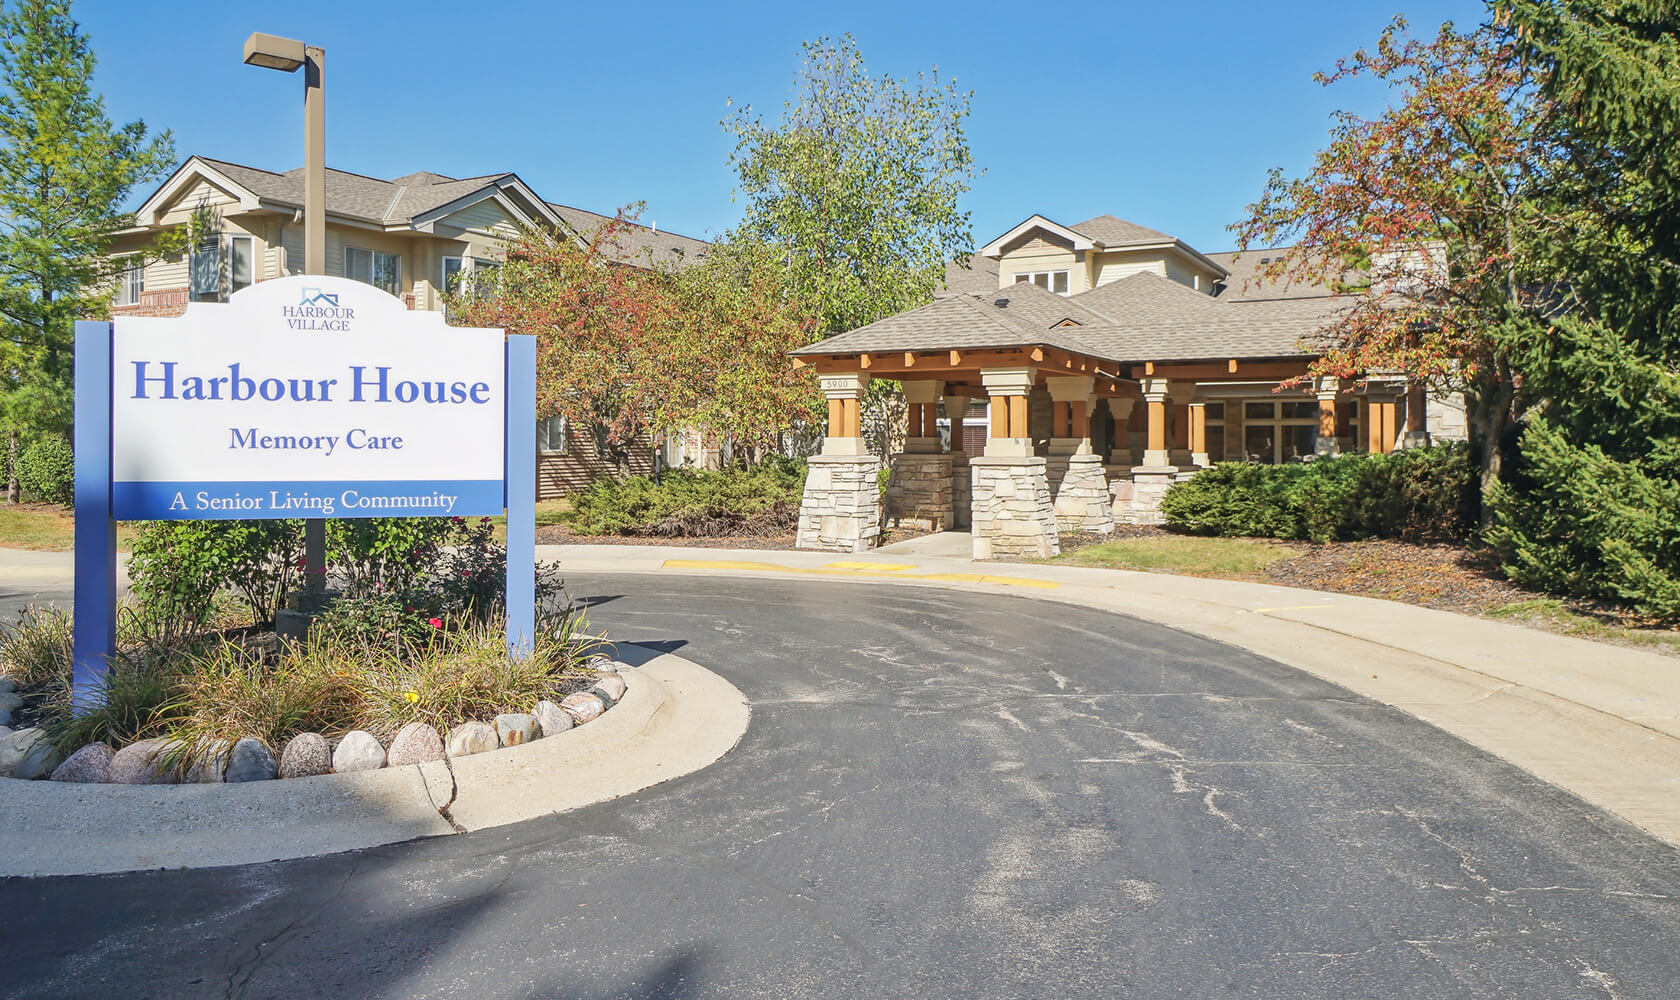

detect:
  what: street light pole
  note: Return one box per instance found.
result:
[244,32,328,608]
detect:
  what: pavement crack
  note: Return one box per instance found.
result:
[430,756,467,834]
[224,854,360,1000]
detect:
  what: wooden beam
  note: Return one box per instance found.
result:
[860,353,872,370]
[1145,361,1156,376]
[950,350,962,366]
[1030,347,1045,362]
[903,352,916,368]
[1227,359,1238,374]
[792,357,808,369]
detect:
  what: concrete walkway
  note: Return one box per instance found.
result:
[539,542,1680,846]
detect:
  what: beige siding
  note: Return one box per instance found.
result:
[1096,254,1166,285]
[441,198,520,239]
[156,178,242,225]
[536,428,656,499]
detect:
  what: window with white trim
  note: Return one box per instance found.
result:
[537,414,567,454]
[229,236,254,293]
[1013,269,1070,295]
[115,258,144,305]
[346,246,401,296]
[441,255,500,298]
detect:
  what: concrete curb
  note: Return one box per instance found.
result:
[0,646,749,877]
[539,543,1680,847]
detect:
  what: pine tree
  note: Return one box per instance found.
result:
[1484,0,1680,618]
[0,0,174,500]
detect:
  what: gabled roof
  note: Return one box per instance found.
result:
[790,289,1103,359]
[979,214,1096,257]
[1070,214,1175,247]
[133,155,564,232]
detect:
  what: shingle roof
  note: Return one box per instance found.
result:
[1070,214,1176,247]
[1204,249,1361,301]
[547,203,710,270]
[797,267,1354,364]
[194,156,510,225]
[937,253,998,296]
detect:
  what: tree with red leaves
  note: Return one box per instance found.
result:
[1236,16,1566,499]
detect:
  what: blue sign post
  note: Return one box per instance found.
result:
[71,276,536,709]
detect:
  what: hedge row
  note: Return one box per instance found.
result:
[563,457,807,537]
[1157,444,1479,544]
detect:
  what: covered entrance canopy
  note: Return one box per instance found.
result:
[788,274,1427,557]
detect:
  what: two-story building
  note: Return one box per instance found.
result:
[793,212,1465,557]
[108,155,712,498]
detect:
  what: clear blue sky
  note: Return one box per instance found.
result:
[77,0,1485,254]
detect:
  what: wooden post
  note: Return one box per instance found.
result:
[1189,402,1207,455]
[1008,395,1028,439]
[922,402,938,439]
[989,394,1005,439]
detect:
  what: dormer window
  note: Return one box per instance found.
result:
[1014,269,1070,295]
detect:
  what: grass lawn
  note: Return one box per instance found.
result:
[489,499,572,543]
[1484,598,1680,655]
[0,504,139,552]
[1052,535,1298,578]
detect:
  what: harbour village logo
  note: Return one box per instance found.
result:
[283,288,354,331]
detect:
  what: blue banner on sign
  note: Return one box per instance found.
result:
[114,480,505,520]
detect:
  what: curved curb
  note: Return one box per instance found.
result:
[0,646,749,878]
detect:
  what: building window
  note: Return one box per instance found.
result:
[1203,402,1226,461]
[229,236,254,293]
[1013,269,1070,295]
[441,255,499,299]
[537,414,567,454]
[441,255,465,294]
[346,247,401,295]
[115,258,144,306]
[189,229,222,302]
[1238,398,1356,463]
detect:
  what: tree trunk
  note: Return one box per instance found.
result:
[6,431,18,504]
[1467,382,1514,531]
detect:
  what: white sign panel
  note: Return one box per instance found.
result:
[111,275,506,520]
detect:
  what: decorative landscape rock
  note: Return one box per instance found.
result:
[110,738,179,785]
[608,659,637,673]
[333,730,386,773]
[0,708,11,728]
[583,654,615,671]
[279,733,333,779]
[0,676,17,693]
[445,721,498,758]
[51,742,114,783]
[494,713,540,747]
[0,690,22,713]
[592,674,628,703]
[185,740,231,783]
[224,738,278,783]
[560,691,606,724]
[534,700,572,738]
[387,722,445,766]
[2,727,62,780]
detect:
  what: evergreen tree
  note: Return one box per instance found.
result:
[0,0,173,500]
[1484,0,1680,618]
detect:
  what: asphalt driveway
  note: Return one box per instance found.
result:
[3,574,1678,999]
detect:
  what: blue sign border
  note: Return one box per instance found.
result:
[72,320,538,710]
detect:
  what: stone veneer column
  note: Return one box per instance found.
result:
[885,380,952,531]
[797,373,881,552]
[1315,376,1342,457]
[1126,377,1179,526]
[944,392,973,529]
[1104,396,1138,525]
[971,367,1058,559]
[1044,375,1113,536]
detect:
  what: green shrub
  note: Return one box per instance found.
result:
[1487,418,1680,620]
[1160,444,1479,544]
[565,458,807,537]
[127,520,302,635]
[16,435,72,505]
[0,605,72,690]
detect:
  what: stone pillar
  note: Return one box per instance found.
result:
[796,454,881,552]
[818,373,870,457]
[1401,378,1432,449]
[1129,377,1178,526]
[1043,375,1112,535]
[1188,401,1210,467]
[799,372,881,551]
[970,457,1060,560]
[944,392,973,528]
[1314,376,1341,458]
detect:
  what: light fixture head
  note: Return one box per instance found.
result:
[242,32,307,72]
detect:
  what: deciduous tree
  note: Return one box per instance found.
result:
[1235,17,1564,502]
